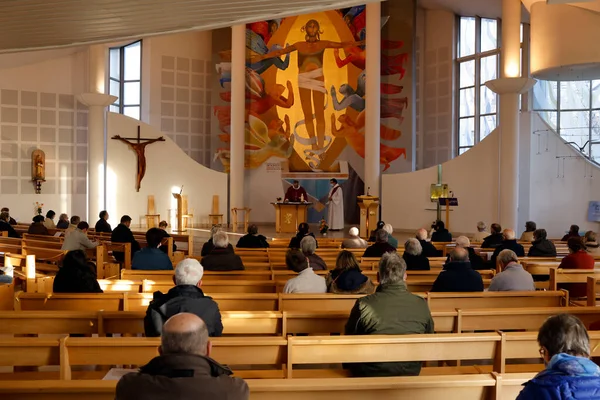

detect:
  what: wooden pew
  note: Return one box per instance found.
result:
[548,267,600,291]
[427,290,568,311]
[126,293,280,312]
[15,292,126,312]
[495,372,534,400]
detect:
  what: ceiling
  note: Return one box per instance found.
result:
[0,0,379,53]
[419,0,503,18]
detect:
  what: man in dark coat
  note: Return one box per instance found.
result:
[117,313,248,400]
[0,208,17,225]
[528,229,557,257]
[111,215,141,262]
[482,223,504,249]
[363,229,397,258]
[416,228,440,257]
[202,231,244,271]
[490,229,525,267]
[402,238,430,271]
[95,210,112,233]
[431,248,484,292]
[0,211,20,238]
[236,224,270,248]
[145,258,223,337]
[453,236,487,270]
[431,220,452,242]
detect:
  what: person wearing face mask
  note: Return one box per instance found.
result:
[284,180,308,203]
[327,178,344,231]
[132,228,174,270]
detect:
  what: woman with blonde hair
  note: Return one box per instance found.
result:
[326,250,374,294]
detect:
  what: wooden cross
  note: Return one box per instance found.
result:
[112,126,165,192]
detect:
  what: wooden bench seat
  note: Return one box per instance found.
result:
[426,290,568,311]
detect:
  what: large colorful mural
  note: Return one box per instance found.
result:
[212,4,414,175]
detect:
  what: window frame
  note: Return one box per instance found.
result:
[109,40,142,120]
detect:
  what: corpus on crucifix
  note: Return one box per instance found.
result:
[112,126,165,192]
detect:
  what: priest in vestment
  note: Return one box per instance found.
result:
[285,180,308,202]
[327,178,344,231]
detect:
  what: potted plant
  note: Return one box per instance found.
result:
[319,218,329,235]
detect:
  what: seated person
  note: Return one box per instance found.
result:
[301,235,327,271]
[472,221,489,243]
[558,237,595,297]
[43,210,56,229]
[341,227,368,249]
[383,224,398,248]
[345,252,434,377]
[28,215,49,235]
[326,250,374,294]
[283,249,326,294]
[453,236,486,270]
[402,238,430,271]
[61,221,99,251]
[585,231,600,256]
[0,207,17,225]
[431,220,452,242]
[416,228,439,257]
[363,229,396,258]
[53,250,103,293]
[431,248,483,292]
[528,228,557,257]
[65,215,80,238]
[561,224,581,242]
[368,221,385,242]
[132,228,174,270]
[56,213,70,229]
[0,270,12,284]
[236,224,269,248]
[0,211,20,238]
[490,229,525,267]
[144,258,223,337]
[489,250,535,291]
[95,210,112,233]
[111,215,141,262]
[481,223,503,249]
[117,313,247,399]
[158,220,177,254]
[201,225,233,256]
[288,222,317,249]
[516,314,600,400]
[520,221,537,242]
[201,231,244,271]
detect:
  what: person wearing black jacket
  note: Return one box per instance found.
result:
[431,248,483,292]
[201,225,234,256]
[482,223,503,249]
[0,208,17,225]
[363,229,397,258]
[0,212,20,238]
[288,222,317,249]
[95,210,112,233]
[158,220,177,254]
[528,229,557,257]
[111,215,141,262]
[236,224,270,248]
[490,229,525,267]
[416,228,440,257]
[144,258,223,337]
[431,220,452,242]
[53,250,103,293]
[202,231,244,271]
[402,238,430,271]
[368,221,385,242]
[453,236,487,270]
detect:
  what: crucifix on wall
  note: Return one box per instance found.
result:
[112,126,165,192]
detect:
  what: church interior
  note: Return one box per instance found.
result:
[2,0,600,398]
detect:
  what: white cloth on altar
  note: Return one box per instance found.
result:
[327,184,344,230]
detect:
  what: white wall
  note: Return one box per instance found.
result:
[106,112,227,229]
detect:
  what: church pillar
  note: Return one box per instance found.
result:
[78,44,117,222]
[229,24,246,222]
[364,1,382,197]
[486,0,535,230]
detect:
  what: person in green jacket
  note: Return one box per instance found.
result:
[344,252,434,377]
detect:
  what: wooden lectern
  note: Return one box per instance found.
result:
[172,192,185,233]
[438,197,458,231]
[358,195,379,239]
[272,202,311,233]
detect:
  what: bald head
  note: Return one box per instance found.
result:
[503,229,516,240]
[416,229,428,240]
[160,313,210,357]
[450,247,469,262]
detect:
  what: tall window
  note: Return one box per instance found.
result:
[533,80,600,163]
[457,17,500,155]
[109,41,142,120]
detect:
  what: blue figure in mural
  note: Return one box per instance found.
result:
[331,72,366,112]
[246,30,291,75]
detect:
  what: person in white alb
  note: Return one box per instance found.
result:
[327,178,344,231]
[283,249,327,294]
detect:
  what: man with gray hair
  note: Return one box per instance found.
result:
[454,235,486,270]
[490,228,525,267]
[300,235,327,270]
[201,231,244,271]
[345,252,434,377]
[431,248,484,292]
[342,227,368,249]
[117,313,248,400]
[416,228,439,257]
[488,249,535,291]
[363,229,397,257]
[402,238,430,271]
[144,258,223,337]
[472,221,489,242]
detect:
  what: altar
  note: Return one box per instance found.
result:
[271,202,312,233]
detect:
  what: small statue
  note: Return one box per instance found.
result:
[31,150,46,194]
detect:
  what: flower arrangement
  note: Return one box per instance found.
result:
[319,218,329,235]
[34,202,44,216]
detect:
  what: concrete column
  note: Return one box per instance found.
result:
[229,24,246,219]
[364,1,381,197]
[78,45,116,222]
[486,0,535,230]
